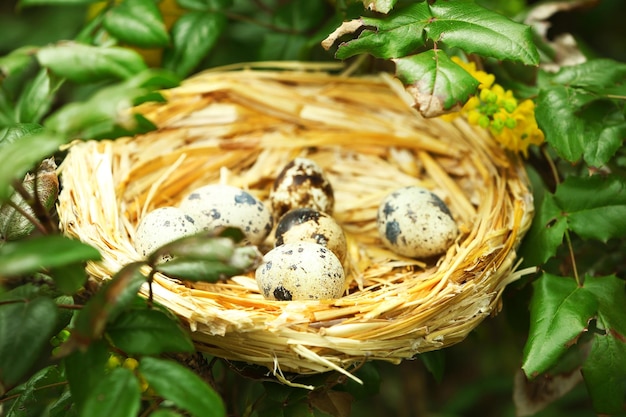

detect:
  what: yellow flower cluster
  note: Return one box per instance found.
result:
[446,57,544,157]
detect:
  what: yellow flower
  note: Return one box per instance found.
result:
[444,56,545,156]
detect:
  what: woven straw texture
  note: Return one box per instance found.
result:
[58,65,534,382]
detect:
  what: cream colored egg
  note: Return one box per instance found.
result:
[275,208,347,264]
[270,158,334,219]
[180,184,273,245]
[376,186,459,258]
[255,242,345,301]
[134,206,199,258]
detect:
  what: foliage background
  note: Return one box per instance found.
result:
[1,0,626,416]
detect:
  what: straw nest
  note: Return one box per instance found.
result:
[57,64,534,383]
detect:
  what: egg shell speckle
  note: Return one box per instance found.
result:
[255,241,345,301]
[134,206,199,258]
[180,184,273,245]
[275,208,347,264]
[270,158,334,219]
[376,186,459,258]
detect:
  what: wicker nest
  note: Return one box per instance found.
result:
[58,64,534,383]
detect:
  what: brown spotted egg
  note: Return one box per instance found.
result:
[179,184,273,245]
[255,241,345,300]
[376,186,459,258]
[275,208,347,264]
[134,206,199,258]
[270,158,334,219]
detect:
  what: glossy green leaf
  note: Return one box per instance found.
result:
[259,33,309,61]
[81,367,141,417]
[362,0,398,14]
[176,0,232,10]
[519,194,567,267]
[49,263,89,295]
[419,350,445,383]
[554,175,626,242]
[341,362,381,400]
[44,69,174,138]
[393,50,480,117]
[3,366,65,417]
[548,58,626,97]
[536,61,626,167]
[581,276,626,415]
[0,236,100,277]
[107,308,194,355]
[15,68,64,124]
[334,1,538,64]
[72,262,147,342]
[151,235,235,263]
[0,46,35,79]
[19,0,100,5]
[0,297,59,394]
[37,43,147,82]
[155,258,241,282]
[104,0,170,48]
[0,130,66,202]
[64,340,109,414]
[140,357,226,417]
[48,388,77,417]
[522,273,597,378]
[163,11,226,77]
[0,124,43,149]
[149,410,185,417]
[273,0,327,32]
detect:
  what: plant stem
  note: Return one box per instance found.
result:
[0,381,68,403]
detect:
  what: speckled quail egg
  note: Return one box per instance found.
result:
[179,184,273,245]
[275,208,347,264]
[376,186,459,258]
[270,158,334,219]
[134,206,200,258]
[255,242,345,301]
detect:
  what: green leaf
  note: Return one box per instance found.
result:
[18,0,100,5]
[0,236,100,277]
[583,331,626,415]
[48,388,77,417]
[259,33,309,61]
[580,276,626,414]
[536,61,626,167]
[393,50,480,117]
[3,366,65,417]
[72,262,147,342]
[273,0,326,32]
[334,1,538,64]
[15,68,65,124]
[361,0,398,14]
[519,193,567,267]
[0,46,36,79]
[64,340,109,414]
[37,43,147,83]
[49,263,89,295]
[104,0,170,48]
[0,123,43,149]
[44,69,175,138]
[82,367,141,417]
[419,350,445,383]
[176,0,232,10]
[522,273,598,378]
[163,11,226,78]
[151,235,235,262]
[0,130,66,202]
[155,259,239,282]
[548,58,626,97]
[149,410,185,417]
[554,175,626,242]
[139,357,226,417]
[107,308,194,355]
[0,297,59,395]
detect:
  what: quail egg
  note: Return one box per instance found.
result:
[376,186,459,258]
[134,206,200,258]
[270,158,334,219]
[275,208,347,264]
[255,241,345,301]
[179,184,273,245]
